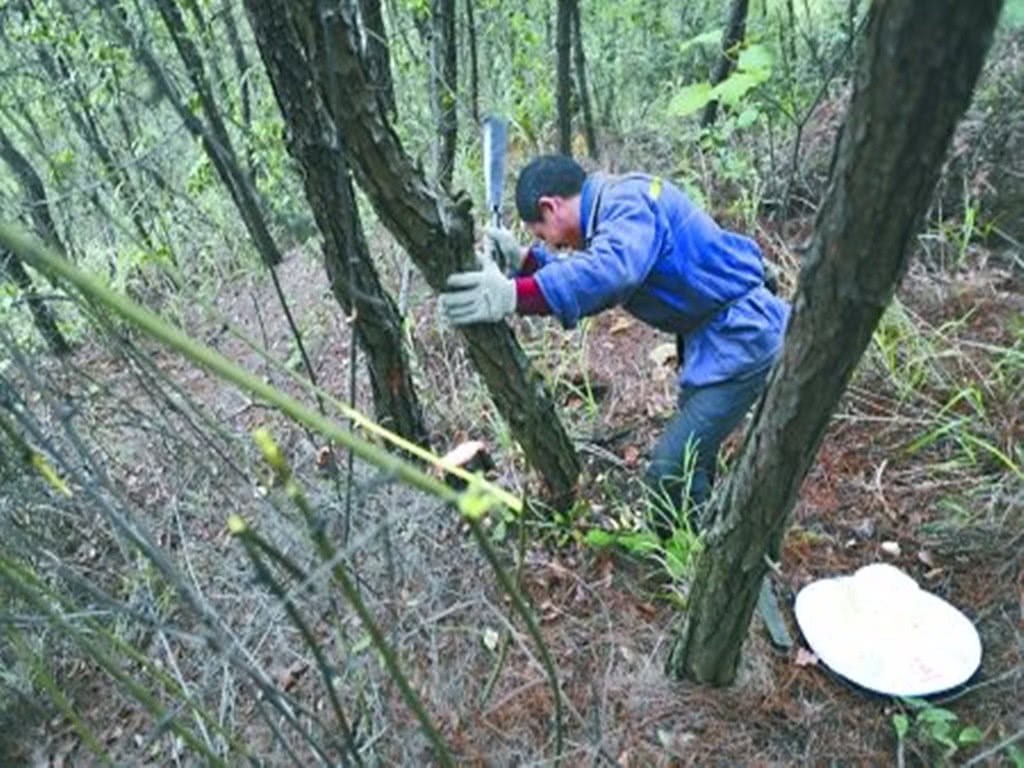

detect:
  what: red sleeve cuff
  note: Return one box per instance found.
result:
[519,246,541,276]
[515,276,550,315]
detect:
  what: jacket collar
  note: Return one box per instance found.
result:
[581,172,609,247]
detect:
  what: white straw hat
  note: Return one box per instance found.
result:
[794,563,982,696]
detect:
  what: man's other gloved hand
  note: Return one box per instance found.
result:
[486,226,527,274]
[439,250,516,325]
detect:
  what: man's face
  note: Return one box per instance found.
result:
[525,196,582,251]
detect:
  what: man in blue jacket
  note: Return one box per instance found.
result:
[440,155,790,535]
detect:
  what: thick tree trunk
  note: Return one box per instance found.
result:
[570,0,597,160]
[555,0,572,154]
[358,0,397,118]
[290,0,581,501]
[243,0,428,446]
[668,0,1003,684]
[430,0,457,189]
[1,250,70,356]
[701,0,750,128]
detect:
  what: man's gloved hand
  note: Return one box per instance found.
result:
[439,250,516,325]
[486,226,526,274]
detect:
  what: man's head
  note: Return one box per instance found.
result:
[515,155,585,250]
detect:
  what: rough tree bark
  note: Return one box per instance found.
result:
[291,0,581,501]
[668,0,1004,684]
[358,0,397,118]
[464,0,479,124]
[701,0,750,128]
[243,0,428,446]
[555,0,573,154]
[570,0,598,159]
[430,0,457,189]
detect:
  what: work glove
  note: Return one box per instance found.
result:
[439,250,517,325]
[486,226,526,274]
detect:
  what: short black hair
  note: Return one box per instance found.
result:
[515,155,586,222]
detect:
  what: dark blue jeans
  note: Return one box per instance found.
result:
[644,365,771,535]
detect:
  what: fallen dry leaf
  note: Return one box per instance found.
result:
[794,647,819,667]
[622,445,640,468]
[280,660,309,691]
[880,541,901,557]
[609,316,634,334]
[648,341,677,367]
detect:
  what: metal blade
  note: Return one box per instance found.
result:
[481,115,508,227]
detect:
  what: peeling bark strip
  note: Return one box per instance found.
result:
[668,0,1004,685]
[292,0,581,501]
[243,0,428,446]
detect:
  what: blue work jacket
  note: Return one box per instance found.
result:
[530,172,790,387]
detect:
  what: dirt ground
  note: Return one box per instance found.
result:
[3,223,1022,766]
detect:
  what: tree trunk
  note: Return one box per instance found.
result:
[464,0,479,125]
[179,0,232,113]
[243,0,429,446]
[223,0,255,173]
[430,0,457,189]
[555,0,572,154]
[0,127,69,259]
[668,0,1003,684]
[293,0,581,501]
[701,0,750,128]
[1,250,70,356]
[358,0,397,118]
[570,0,597,159]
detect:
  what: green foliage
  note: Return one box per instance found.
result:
[667,41,774,119]
[893,698,988,764]
[1001,0,1024,28]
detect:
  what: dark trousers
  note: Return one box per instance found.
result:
[644,365,771,535]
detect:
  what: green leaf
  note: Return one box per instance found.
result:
[736,107,760,129]
[892,713,910,740]
[668,82,714,117]
[711,71,769,106]
[901,697,930,711]
[738,43,773,73]
[678,28,723,55]
[918,706,958,724]
[585,529,614,547]
[491,518,507,542]
[957,726,983,745]
[928,720,958,750]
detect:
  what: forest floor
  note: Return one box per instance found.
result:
[8,227,1020,766]
[5,36,1024,758]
